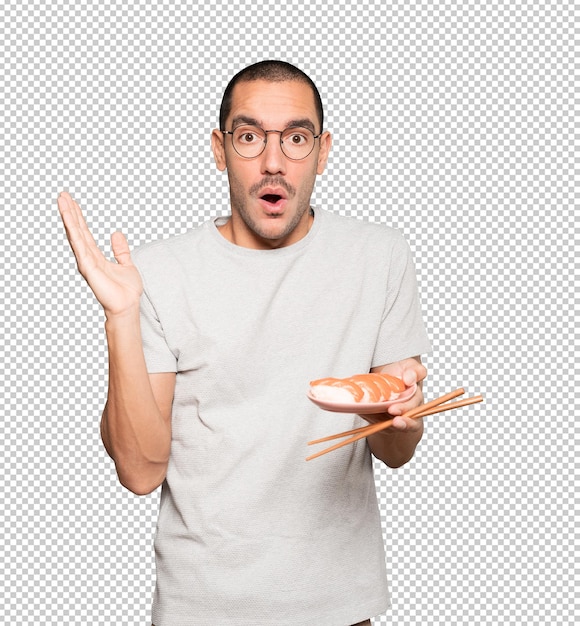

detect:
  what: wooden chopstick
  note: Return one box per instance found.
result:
[305,389,483,461]
[308,388,465,446]
[414,394,483,418]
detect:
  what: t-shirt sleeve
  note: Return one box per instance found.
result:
[139,287,178,373]
[372,232,432,367]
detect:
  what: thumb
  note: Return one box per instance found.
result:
[110,231,132,265]
[402,367,418,387]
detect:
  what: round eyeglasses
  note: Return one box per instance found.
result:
[221,125,322,160]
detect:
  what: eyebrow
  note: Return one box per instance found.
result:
[231,115,317,134]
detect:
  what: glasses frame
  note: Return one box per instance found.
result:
[221,126,323,161]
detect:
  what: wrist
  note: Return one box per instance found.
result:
[104,305,141,330]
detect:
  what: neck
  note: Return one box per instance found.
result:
[217,207,315,250]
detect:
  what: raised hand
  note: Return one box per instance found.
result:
[57,191,143,319]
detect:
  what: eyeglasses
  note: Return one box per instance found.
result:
[221,125,322,160]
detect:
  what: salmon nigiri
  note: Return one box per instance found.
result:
[309,372,406,403]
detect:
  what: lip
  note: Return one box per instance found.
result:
[257,187,288,213]
[258,186,288,200]
[257,196,287,213]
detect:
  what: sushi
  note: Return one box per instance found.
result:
[309,372,406,404]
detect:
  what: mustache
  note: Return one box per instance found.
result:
[249,176,295,197]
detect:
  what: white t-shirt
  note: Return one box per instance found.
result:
[133,207,431,626]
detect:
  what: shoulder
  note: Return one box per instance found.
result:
[317,208,409,256]
[132,227,204,272]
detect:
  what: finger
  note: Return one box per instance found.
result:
[57,192,103,272]
[69,195,98,246]
[416,361,427,382]
[387,385,424,416]
[391,415,423,431]
[401,360,427,387]
[110,231,133,266]
[402,368,418,387]
[57,192,79,233]
[57,192,88,255]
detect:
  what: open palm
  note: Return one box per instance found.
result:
[57,192,143,317]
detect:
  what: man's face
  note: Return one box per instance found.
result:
[212,79,332,249]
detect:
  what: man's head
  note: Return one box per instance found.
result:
[219,60,324,135]
[212,61,332,250]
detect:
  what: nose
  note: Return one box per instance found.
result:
[260,131,287,175]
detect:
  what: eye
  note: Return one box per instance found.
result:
[286,131,308,145]
[235,127,263,144]
[241,132,257,144]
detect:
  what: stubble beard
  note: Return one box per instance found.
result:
[228,174,314,243]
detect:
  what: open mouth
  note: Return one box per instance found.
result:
[261,194,283,205]
[260,194,287,212]
[256,185,289,211]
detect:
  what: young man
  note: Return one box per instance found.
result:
[58,61,431,626]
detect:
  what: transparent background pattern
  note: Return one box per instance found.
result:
[1,0,576,624]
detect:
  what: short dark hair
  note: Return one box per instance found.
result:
[219,60,324,133]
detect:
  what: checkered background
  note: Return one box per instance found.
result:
[1,0,576,624]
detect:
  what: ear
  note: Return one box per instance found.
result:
[316,131,332,175]
[211,129,227,171]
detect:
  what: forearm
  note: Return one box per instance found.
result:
[367,418,423,467]
[101,309,171,494]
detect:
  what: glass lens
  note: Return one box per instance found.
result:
[232,126,266,158]
[281,128,315,159]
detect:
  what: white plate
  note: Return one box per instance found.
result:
[307,384,417,414]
